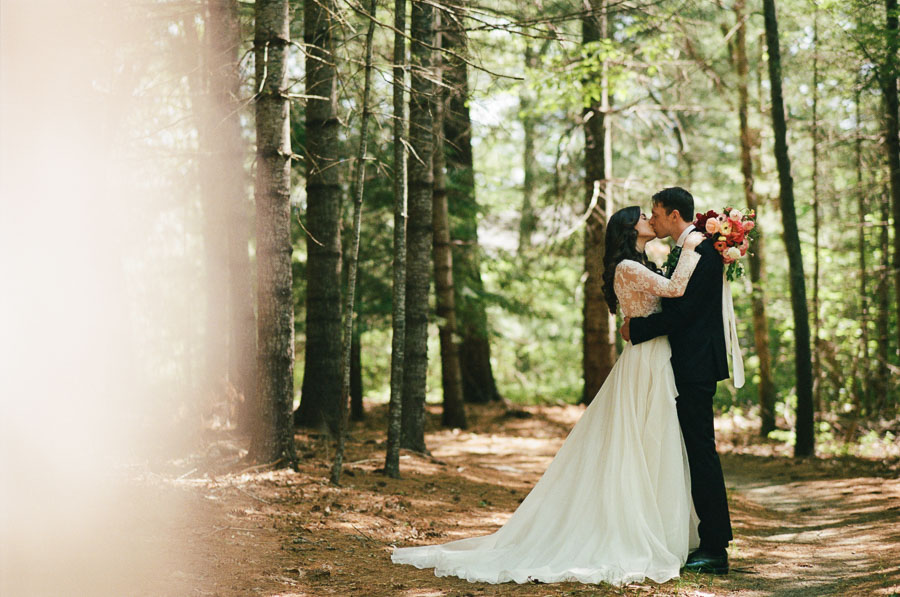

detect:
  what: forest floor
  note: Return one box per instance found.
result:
[143,401,900,597]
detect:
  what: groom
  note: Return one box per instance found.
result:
[620,187,733,574]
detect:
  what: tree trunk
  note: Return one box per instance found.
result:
[811,5,822,413]
[882,0,900,362]
[877,186,891,414]
[330,0,376,485]
[182,10,231,422]
[205,0,257,432]
[734,0,775,436]
[249,0,297,468]
[855,72,870,413]
[433,10,467,429]
[297,0,343,433]
[518,44,539,253]
[384,0,408,479]
[400,0,435,453]
[763,0,814,458]
[581,0,616,406]
[758,32,766,115]
[442,3,502,404]
[350,325,364,421]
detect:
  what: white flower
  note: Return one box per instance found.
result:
[728,209,743,221]
[725,246,741,261]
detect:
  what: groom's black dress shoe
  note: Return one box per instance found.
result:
[684,549,729,575]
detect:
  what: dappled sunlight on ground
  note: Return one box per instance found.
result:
[138,401,899,596]
[721,455,900,595]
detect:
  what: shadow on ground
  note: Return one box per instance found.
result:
[143,402,899,597]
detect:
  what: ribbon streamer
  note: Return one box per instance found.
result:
[721,272,745,388]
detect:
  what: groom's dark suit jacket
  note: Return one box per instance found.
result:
[630,237,728,383]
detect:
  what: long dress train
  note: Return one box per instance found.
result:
[391,255,702,585]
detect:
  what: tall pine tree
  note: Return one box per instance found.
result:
[763,0,814,457]
[249,0,297,468]
[400,0,435,452]
[296,0,343,432]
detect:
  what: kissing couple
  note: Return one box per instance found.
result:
[392,187,735,586]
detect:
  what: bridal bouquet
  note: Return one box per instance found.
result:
[693,207,757,281]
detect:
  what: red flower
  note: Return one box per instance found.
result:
[714,240,727,252]
[728,227,745,244]
[694,209,719,231]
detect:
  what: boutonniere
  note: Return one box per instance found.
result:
[662,245,682,278]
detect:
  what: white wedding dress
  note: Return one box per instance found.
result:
[391,254,701,586]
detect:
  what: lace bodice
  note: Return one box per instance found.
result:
[613,251,701,318]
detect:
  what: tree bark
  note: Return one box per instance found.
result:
[855,70,871,413]
[249,0,297,468]
[882,0,900,363]
[400,0,435,453]
[442,3,502,404]
[811,5,822,413]
[296,0,343,433]
[763,0,814,457]
[518,44,539,253]
[877,186,891,414]
[581,0,616,405]
[384,0,408,479]
[331,0,376,485]
[350,325,364,421]
[204,0,257,431]
[734,0,776,436]
[182,10,231,422]
[433,9,467,429]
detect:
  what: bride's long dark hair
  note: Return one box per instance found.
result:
[601,206,659,314]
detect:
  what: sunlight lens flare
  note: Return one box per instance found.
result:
[1,1,220,594]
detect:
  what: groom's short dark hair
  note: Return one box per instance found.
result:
[652,187,694,223]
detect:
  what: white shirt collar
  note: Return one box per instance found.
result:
[675,224,695,248]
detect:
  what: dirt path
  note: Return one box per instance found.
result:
[718,453,900,596]
[145,403,899,596]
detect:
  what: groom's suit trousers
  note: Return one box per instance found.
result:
[675,378,733,551]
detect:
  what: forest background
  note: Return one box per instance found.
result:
[146,0,900,463]
[2,0,900,593]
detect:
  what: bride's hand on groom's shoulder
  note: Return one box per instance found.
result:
[684,231,705,251]
[620,317,631,342]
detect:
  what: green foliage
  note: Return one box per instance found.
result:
[483,252,584,404]
[278,0,899,426]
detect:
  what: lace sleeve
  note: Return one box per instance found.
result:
[616,251,701,298]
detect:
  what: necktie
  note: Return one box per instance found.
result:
[665,246,682,278]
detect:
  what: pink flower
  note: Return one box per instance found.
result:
[740,239,749,256]
[743,220,755,231]
[705,218,720,234]
[728,209,744,221]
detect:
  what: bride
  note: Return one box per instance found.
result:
[391,206,705,586]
